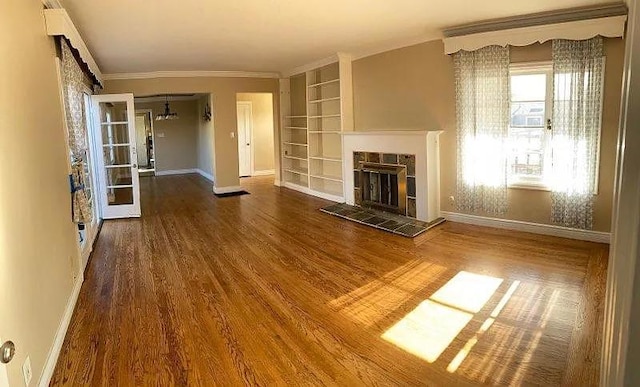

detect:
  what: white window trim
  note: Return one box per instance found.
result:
[508,61,553,191]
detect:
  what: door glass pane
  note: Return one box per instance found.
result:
[106,166,133,186]
[101,123,129,145]
[99,100,134,207]
[102,146,131,166]
[107,187,134,205]
[99,101,128,123]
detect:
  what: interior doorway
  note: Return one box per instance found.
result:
[134,109,155,176]
[236,93,275,179]
[237,101,252,177]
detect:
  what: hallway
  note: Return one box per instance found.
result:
[52,175,608,385]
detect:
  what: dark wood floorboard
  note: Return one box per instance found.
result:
[51,174,609,386]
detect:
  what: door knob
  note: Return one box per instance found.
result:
[246,143,250,146]
[1,340,15,364]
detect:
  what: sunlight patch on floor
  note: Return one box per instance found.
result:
[382,299,473,362]
[446,280,521,373]
[382,271,503,363]
[430,271,504,313]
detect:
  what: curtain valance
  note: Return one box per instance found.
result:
[44,8,103,86]
[443,16,626,55]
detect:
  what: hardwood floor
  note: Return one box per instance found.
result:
[51,174,608,386]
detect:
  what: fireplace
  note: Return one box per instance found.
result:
[353,151,416,217]
[343,131,443,222]
[359,162,407,215]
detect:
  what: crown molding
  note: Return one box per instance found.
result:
[282,54,340,78]
[102,70,280,81]
[350,33,443,61]
[41,0,63,9]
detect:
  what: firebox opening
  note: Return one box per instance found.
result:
[359,162,407,215]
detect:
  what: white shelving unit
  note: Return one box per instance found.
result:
[279,55,353,202]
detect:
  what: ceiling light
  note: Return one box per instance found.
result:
[155,95,179,120]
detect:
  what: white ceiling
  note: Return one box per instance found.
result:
[62,0,607,75]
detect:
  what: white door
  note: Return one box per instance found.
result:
[80,92,101,270]
[237,102,253,177]
[91,93,141,218]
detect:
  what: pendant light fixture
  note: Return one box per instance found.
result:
[155,95,179,121]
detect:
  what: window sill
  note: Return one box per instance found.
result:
[508,182,551,192]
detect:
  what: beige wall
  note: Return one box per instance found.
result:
[135,100,198,172]
[0,0,81,384]
[237,93,275,173]
[103,77,280,189]
[197,95,215,178]
[352,38,625,232]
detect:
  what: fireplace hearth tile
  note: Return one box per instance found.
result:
[319,203,445,238]
[382,153,398,164]
[363,216,388,226]
[407,198,417,218]
[395,223,426,237]
[354,152,365,169]
[350,210,376,221]
[407,177,416,197]
[399,154,416,176]
[366,152,381,163]
[379,219,409,230]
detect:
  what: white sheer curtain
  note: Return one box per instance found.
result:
[61,39,93,224]
[551,37,603,229]
[454,46,510,214]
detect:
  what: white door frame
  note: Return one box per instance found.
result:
[134,108,156,173]
[79,90,101,272]
[601,0,640,384]
[91,93,141,219]
[237,101,254,176]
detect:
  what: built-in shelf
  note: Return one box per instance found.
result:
[310,174,343,183]
[308,78,340,88]
[309,114,341,119]
[309,156,342,162]
[308,97,341,104]
[284,168,308,176]
[283,155,308,161]
[283,142,308,147]
[281,59,352,200]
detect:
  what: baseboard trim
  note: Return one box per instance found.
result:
[39,273,84,386]
[441,211,611,243]
[155,168,197,176]
[196,169,214,182]
[252,169,275,176]
[213,185,244,194]
[282,182,344,203]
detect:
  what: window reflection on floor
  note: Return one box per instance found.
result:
[329,262,573,385]
[382,271,503,363]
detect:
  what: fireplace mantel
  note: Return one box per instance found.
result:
[342,130,443,222]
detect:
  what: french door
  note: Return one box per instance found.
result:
[91,93,141,218]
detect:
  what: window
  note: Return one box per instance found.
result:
[508,63,552,189]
